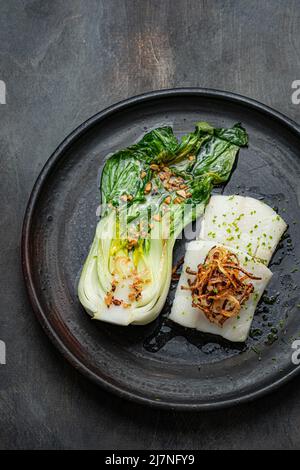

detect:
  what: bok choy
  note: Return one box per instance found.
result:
[78,122,248,325]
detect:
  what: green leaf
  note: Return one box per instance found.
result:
[214,123,248,147]
[101,127,179,207]
[192,139,240,182]
[175,121,214,162]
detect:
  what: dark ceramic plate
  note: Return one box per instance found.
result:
[22,89,300,410]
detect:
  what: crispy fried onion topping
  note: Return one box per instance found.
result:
[181,246,261,326]
[171,256,184,281]
[104,270,151,308]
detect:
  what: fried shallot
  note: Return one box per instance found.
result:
[181,246,261,326]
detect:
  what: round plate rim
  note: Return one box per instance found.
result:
[21,88,300,410]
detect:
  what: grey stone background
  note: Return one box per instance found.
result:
[1,0,300,450]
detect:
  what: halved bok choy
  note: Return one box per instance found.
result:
[78,121,248,325]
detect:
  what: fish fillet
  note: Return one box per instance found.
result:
[198,195,287,265]
[169,240,272,342]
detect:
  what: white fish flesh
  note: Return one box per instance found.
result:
[198,195,287,265]
[169,240,273,342]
